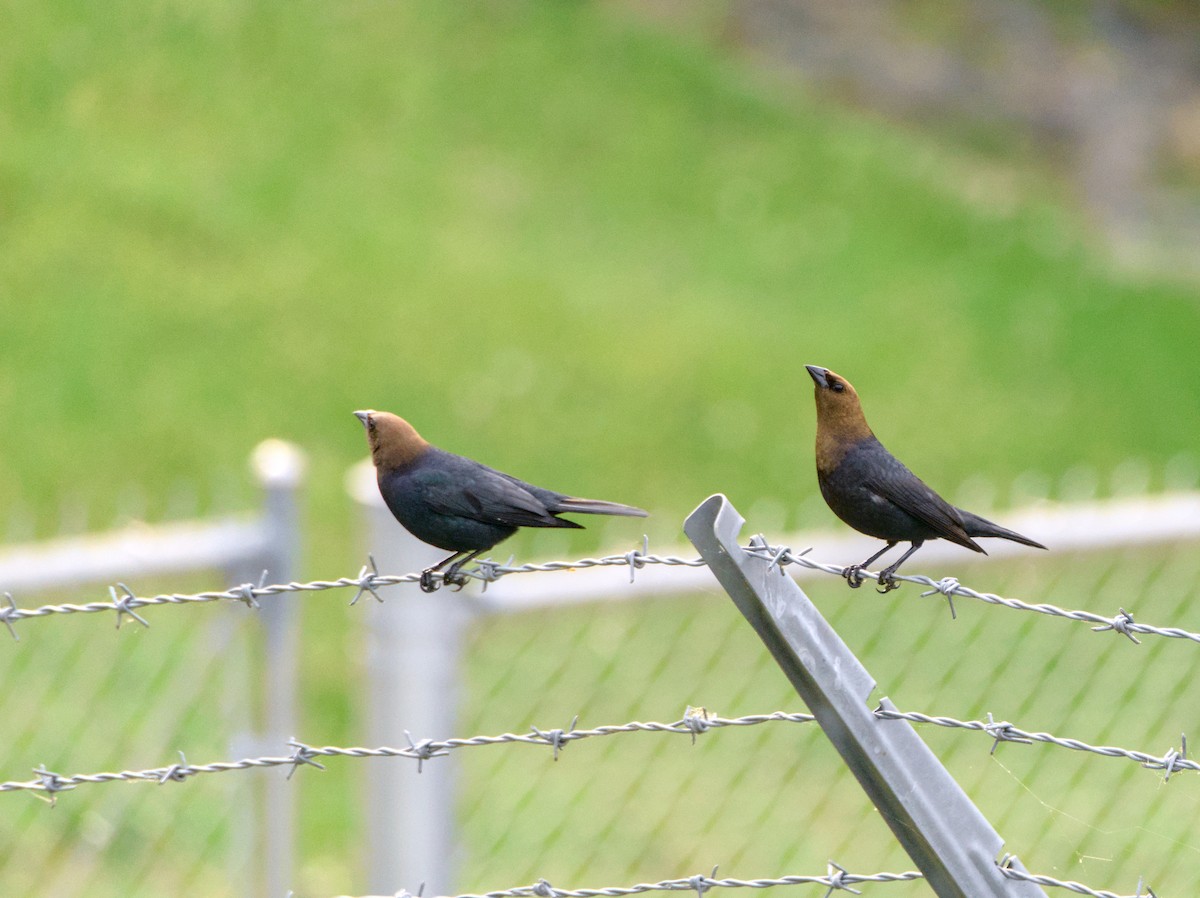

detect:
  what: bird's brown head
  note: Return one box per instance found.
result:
[805,365,874,469]
[354,410,431,471]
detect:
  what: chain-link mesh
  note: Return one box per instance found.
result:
[3,498,1198,897]
[456,540,1200,897]
[0,574,257,898]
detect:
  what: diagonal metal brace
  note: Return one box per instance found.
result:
[684,495,1046,898]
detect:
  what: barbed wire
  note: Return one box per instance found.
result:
[0,704,1170,895]
[874,709,1193,781]
[999,856,1157,898]
[0,709,815,801]
[329,864,925,898]
[0,547,707,638]
[325,860,1157,898]
[3,696,1192,803]
[3,538,1200,648]
[739,539,1200,646]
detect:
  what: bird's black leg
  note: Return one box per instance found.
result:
[420,551,469,593]
[442,550,486,591]
[843,542,897,589]
[876,541,924,594]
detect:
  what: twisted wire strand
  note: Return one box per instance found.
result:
[874,709,1192,780]
[0,711,815,797]
[739,542,1200,646]
[4,699,1191,799]
[0,550,708,633]
[336,867,926,898]
[3,540,1198,649]
[998,859,1156,898]
[328,863,1155,898]
[875,709,1194,777]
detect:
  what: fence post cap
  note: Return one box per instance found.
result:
[346,457,385,506]
[252,439,307,488]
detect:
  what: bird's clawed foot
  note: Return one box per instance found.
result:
[418,567,468,592]
[875,567,902,594]
[842,565,866,589]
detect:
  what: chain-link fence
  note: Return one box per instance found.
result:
[0,581,255,896]
[2,459,1197,898]
[347,464,1199,898]
[448,540,1200,896]
[0,441,304,898]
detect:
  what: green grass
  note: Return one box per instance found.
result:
[2,1,1200,896]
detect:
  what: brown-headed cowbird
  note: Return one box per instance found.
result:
[806,365,1046,593]
[355,410,648,592]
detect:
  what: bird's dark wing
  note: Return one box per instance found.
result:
[863,463,983,552]
[415,452,579,529]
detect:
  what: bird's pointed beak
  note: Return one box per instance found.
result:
[353,410,373,428]
[805,365,829,388]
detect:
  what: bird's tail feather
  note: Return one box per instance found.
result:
[958,510,1047,549]
[556,497,649,518]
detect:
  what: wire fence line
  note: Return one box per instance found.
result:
[3,697,1192,802]
[4,538,1200,649]
[0,710,813,800]
[324,860,1159,898]
[998,858,1158,898]
[874,709,1194,780]
[0,548,708,637]
[329,865,926,898]
[738,538,1200,645]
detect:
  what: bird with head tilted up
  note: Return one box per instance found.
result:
[805,366,1046,593]
[355,410,649,592]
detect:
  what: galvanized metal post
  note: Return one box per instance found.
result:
[684,494,1047,898]
[246,439,307,898]
[348,459,470,896]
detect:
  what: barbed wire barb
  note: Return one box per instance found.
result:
[982,713,1033,755]
[0,591,18,641]
[683,706,715,744]
[626,535,650,583]
[110,583,150,629]
[919,577,960,619]
[1143,734,1187,782]
[157,750,194,785]
[404,730,450,773]
[286,740,326,780]
[1091,608,1141,644]
[530,715,579,761]
[231,570,268,609]
[821,861,861,898]
[350,555,385,606]
[32,765,75,806]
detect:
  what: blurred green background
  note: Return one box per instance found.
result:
[2,1,1200,896]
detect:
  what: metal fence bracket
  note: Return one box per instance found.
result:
[684,494,1047,898]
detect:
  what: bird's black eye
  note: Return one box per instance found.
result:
[831,381,845,393]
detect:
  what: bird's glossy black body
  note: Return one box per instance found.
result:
[805,365,1046,592]
[355,410,647,592]
[816,435,982,551]
[377,446,586,554]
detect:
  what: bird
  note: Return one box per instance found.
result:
[805,365,1046,593]
[354,410,649,592]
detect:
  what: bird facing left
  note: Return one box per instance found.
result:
[354,410,649,592]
